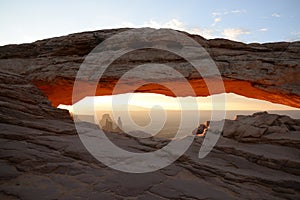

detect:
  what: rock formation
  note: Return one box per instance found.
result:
[202,112,300,142]
[99,113,122,133]
[192,123,207,136]
[0,28,299,107]
[222,112,300,140]
[0,70,300,199]
[0,28,299,199]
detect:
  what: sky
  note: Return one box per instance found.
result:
[1,0,300,45]
[58,93,299,115]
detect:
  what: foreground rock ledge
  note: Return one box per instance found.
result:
[0,28,299,108]
[0,71,299,199]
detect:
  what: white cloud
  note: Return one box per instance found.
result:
[259,28,268,32]
[212,12,221,17]
[118,19,187,33]
[271,13,281,17]
[211,17,222,26]
[221,28,250,41]
[144,19,185,30]
[121,21,137,28]
[116,19,252,42]
[289,31,300,41]
[142,19,216,39]
[231,10,242,13]
[188,28,216,39]
[142,19,252,41]
[212,9,245,17]
[215,17,222,23]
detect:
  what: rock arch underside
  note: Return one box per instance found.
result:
[1,28,300,199]
[0,28,299,108]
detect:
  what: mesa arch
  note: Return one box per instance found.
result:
[0,28,299,108]
[34,78,300,108]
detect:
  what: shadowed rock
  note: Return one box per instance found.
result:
[207,112,300,142]
[0,71,299,199]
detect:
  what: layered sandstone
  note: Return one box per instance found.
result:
[0,71,300,199]
[0,28,299,198]
[0,28,299,107]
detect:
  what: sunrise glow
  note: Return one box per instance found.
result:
[58,92,299,116]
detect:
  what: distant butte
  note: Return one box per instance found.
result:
[0,28,299,107]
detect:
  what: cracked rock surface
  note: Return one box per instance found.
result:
[0,71,299,199]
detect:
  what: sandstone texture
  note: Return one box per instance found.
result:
[217,112,300,141]
[0,28,299,199]
[0,28,299,107]
[1,70,300,199]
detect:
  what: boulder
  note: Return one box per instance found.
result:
[206,112,300,140]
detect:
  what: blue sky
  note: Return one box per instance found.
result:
[0,0,299,45]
